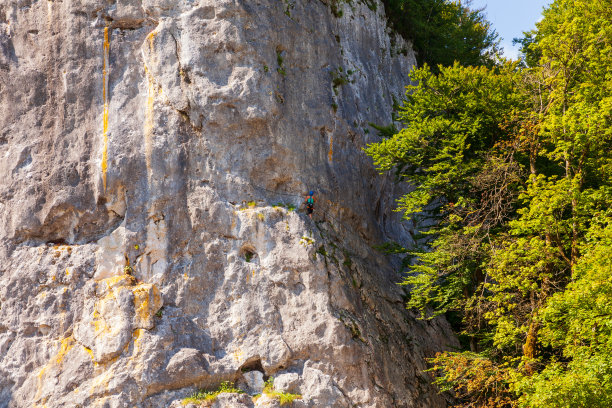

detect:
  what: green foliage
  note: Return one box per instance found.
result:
[273,202,296,211]
[367,0,612,405]
[329,0,345,17]
[380,0,500,69]
[276,393,302,405]
[514,222,612,408]
[366,62,521,219]
[428,352,516,407]
[342,249,353,268]
[369,122,397,138]
[262,377,302,406]
[281,0,295,17]
[182,381,244,405]
[299,236,314,246]
[373,241,406,254]
[276,49,286,76]
[512,31,541,68]
[363,0,377,11]
[331,67,353,93]
[263,377,274,394]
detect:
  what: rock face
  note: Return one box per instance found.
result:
[0,0,456,407]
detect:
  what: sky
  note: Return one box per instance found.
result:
[468,0,553,60]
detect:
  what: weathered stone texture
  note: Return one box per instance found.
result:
[0,0,456,407]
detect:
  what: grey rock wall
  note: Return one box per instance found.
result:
[0,0,456,407]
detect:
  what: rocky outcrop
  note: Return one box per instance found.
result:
[0,0,456,407]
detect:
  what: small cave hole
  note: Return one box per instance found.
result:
[240,244,258,263]
[240,356,266,376]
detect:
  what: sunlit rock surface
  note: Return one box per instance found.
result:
[0,0,456,406]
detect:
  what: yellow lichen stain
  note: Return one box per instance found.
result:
[90,370,113,394]
[99,274,131,295]
[93,275,162,340]
[132,328,145,355]
[35,335,76,400]
[92,308,106,334]
[84,276,162,374]
[101,26,110,191]
[133,328,144,341]
[146,29,158,42]
[82,345,95,362]
[133,286,150,320]
[35,365,46,400]
[328,134,333,162]
[91,275,134,335]
[55,336,75,365]
[132,284,162,324]
[232,348,244,363]
[183,272,188,280]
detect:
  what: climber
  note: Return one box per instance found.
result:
[304,190,317,219]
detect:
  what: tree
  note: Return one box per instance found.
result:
[381,0,501,69]
[366,62,524,347]
[367,0,612,405]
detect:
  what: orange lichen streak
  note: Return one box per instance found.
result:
[328,134,334,162]
[101,26,110,191]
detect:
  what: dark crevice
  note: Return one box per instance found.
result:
[239,356,267,379]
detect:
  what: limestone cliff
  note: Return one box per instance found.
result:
[0,0,456,407]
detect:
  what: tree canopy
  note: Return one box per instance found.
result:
[381,0,500,68]
[366,0,612,405]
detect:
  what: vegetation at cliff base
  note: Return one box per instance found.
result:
[366,0,612,406]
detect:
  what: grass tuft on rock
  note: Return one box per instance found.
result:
[262,377,302,406]
[182,381,244,405]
